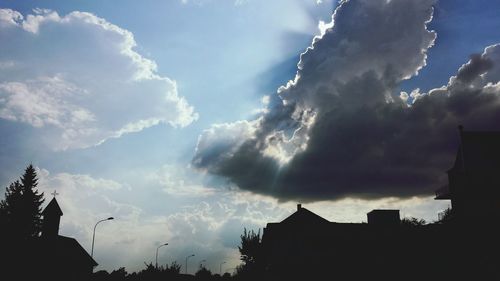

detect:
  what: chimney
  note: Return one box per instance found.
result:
[297,204,302,211]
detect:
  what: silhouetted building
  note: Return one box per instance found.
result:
[42,196,63,237]
[435,126,500,222]
[261,127,500,280]
[261,204,470,280]
[38,197,97,281]
[367,209,400,225]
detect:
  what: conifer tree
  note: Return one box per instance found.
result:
[19,164,45,238]
[0,164,45,239]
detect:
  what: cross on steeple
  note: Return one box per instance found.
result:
[51,190,59,198]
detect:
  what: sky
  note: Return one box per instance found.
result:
[1,0,500,274]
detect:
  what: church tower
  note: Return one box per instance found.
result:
[41,197,63,238]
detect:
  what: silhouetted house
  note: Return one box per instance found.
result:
[435,126,500,222]
[262,204,452,280]
[261,127,500,280]
[38,197,97,281]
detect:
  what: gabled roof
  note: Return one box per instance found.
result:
[39,235,98,267]
[42,197,63,217]
[280,205,330,225]
[56,235,98,267]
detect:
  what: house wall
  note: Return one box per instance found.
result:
[449,171,500,222]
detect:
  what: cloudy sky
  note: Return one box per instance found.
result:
[1,0,500,273]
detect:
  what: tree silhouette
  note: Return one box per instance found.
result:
[20,164,45,237]
[236,228,263,279]
[0,180,23,232]
[0,164,45,239]
[436,207,454,223]
[0,165,45,281]
[238,228,261,265]
[401,217,426,226]
[109,267,128,281]
[165,261,181,275]
[195,265,212,279]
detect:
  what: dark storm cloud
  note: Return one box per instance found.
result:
[193,0,500,201]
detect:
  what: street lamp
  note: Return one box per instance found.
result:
[185,254,195,274]
[155,243,168,269]
[91,217,114,259]
[219,261,226,275]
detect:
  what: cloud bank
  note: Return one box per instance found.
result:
[0,9,197,150]
[193,0,500,201]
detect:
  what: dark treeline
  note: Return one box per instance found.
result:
[93,263,232,281]
[90,229,264,281]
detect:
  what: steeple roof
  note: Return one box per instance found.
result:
[42,197,63,217]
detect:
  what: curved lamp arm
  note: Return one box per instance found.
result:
[91,217,114,258]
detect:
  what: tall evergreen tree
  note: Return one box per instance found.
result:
[19,164,45,238]
[0,164,45,239]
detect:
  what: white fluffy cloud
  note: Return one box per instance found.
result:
[193,120,259,169]
[0,9,197,150]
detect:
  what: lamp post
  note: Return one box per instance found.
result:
[91,217,114,259]
[185,254,195,274]
[155,243,168,269]
[219,261,226,275]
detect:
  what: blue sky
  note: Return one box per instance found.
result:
[1,0,500,273]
